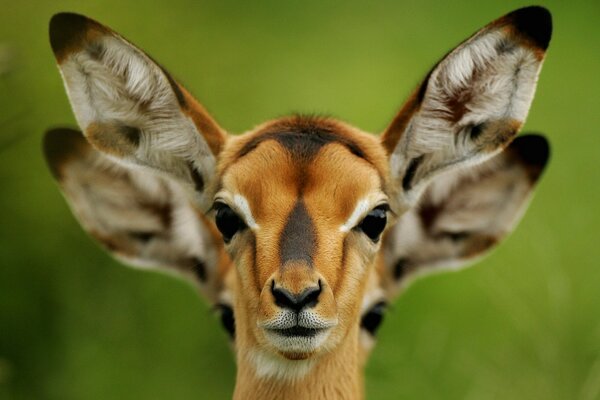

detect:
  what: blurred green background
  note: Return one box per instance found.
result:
[1,1,599,399]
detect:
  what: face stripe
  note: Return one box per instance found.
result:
[233,194,259,230]
[279,200,316,267]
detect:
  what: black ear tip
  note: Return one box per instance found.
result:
[508,6,553,50]
[49,12,95,59]
[510,134,550,169]
[43,127,88,179]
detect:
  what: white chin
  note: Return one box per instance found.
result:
[264,329,331,354]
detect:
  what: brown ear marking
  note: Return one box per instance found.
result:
[477,118,522,153]
[86,122,140,157]
[380,91,418,156]
[461,235,499,259]
[180,88,227,157]
[507,134,550,182]
[192,258,208,282]
[501,6,552,51]
[401,155,424,191]
[392,258,409,281]
[49,13,107,63]
[43,127,91,180]
[187,161,205,192]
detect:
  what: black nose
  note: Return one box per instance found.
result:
[271,281,322,312]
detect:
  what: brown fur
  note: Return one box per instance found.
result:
[86,121,139,157]
[43,127,92,179]
[180,86,227,156]
[49,13,107,63]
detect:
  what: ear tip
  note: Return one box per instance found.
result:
[43,127,89,179]
[506,6,553,50]
[510,134,550,175]
[49,12,100,61]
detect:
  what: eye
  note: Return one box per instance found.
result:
[217,304,235,339]
[361,301,387,336]
[357,205,388,242]
[214,203,246,243]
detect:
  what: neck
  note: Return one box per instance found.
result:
[233,327,363,400]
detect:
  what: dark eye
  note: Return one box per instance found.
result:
[361,301,387,336]
[357,205,388,242]
[214,203,246,243]
[217,304,235,339]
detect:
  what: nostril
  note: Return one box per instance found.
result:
[271,280,322,312]
[271,282,298,310]
[297,280,321,309]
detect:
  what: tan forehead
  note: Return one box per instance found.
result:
[221,140,383,222]
[217,116,389,217]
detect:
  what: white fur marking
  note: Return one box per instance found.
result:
[233,194,259,230]
[340,194,387,232]
[340,199,369,233]
[247,349,316,382]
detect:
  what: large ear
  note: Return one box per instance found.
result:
[49,13,226,210]
[380,134,549,298]
[382,7,551,206]
[43,128,229,303]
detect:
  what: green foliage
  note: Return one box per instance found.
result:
[1,1,599,399]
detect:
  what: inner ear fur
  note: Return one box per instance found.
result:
[49,13,227,210]
[381,6,552,206]
[381,134,550,298]
[43,127,228,303]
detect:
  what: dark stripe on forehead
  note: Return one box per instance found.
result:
[279,200,316,267]
[237,128,366,162]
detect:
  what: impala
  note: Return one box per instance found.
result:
[44,6,551,399]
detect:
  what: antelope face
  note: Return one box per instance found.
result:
[44,7,552,390]
[215,117,391,359]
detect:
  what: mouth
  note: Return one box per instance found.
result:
[267,326,324,338]
[259,310,338,355]
[262,324,333,355]
[264,326,330,356]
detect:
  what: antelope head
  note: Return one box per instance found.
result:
[44,6,551,399]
